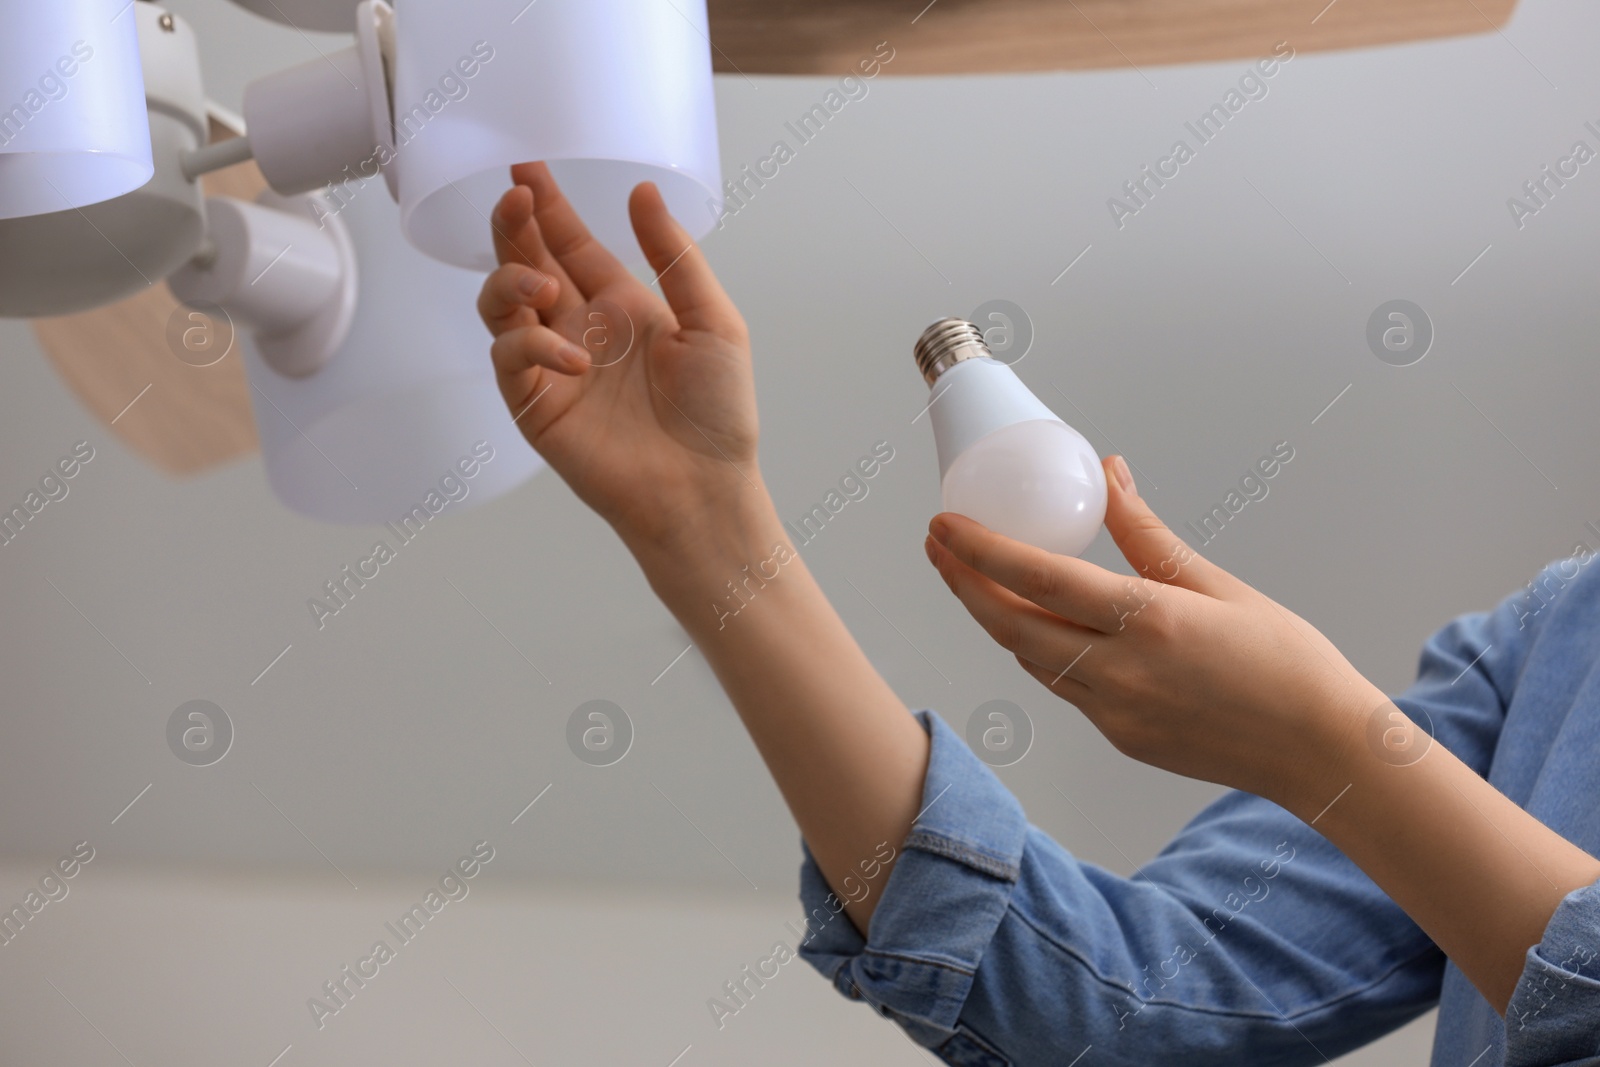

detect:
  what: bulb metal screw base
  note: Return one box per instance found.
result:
[914,317,993,387]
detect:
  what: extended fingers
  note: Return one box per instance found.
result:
[490,322,591,379]
[512,162,633,301]
[478,263,560,336]
[929,513,1124,633]
[490,185,548,272]
[490,184,584,321]
[1014,653,1093,704]
[927,535,1099,675]
[628,181,746,341]
[1101,456,1245,599]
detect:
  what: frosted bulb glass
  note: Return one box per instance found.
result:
[913,319,1107,557]
[941,419,1106,557]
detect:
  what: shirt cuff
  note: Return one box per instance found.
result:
[1505,876,1600,1066]
[795,708,1028,1044]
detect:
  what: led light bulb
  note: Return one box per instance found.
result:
[914,318,1107,557]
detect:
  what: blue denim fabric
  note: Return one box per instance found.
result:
[798,557,1600,1066]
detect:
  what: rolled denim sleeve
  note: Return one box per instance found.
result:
[796,565,1571,1066]
[1504,879,1600,1067]
[797,708,1029,1059]
[798,711,1443,1066]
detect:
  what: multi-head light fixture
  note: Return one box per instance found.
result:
[0,0,724,523]
[0,0,1518,522]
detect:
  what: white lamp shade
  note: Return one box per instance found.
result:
[243,185,544,524]
[224,0,362,34]
[0,0,153,220]
[391,0,723,271]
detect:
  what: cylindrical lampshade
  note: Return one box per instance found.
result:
[224,0,361,33]
[243,185,544,524]
[391,0,723,271]
[0,0,154,220]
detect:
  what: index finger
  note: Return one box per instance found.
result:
[491,183,584,321]
[929,512,1129,633]
[477,262,560,338]
[512,161,634,301]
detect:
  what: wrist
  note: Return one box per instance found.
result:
[1271,678,1391,822]
[621,479,794,625]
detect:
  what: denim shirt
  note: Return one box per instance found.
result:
[797,558,1600,1066]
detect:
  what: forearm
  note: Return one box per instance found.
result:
[1284,693,1600,1013]
[625,482,930,935]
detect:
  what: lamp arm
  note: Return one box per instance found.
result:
[239,0,397,200]
[169,194,358,379]
[180,135,255,182]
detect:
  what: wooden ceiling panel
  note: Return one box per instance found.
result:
[31,119,264,476]
[706,0,1519,75]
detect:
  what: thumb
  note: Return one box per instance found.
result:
[1102,455,1241,599]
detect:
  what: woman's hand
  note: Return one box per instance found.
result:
[924,454,1383,808]
[475,169,931,937]
[926,456,1600,1011]
[477,163,766,563]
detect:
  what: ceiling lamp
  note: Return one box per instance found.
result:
[389,0,723,271]
[0,0,154,220]
[175,186,543,524]
[0,3,205,316]
[225,0,361,34]
[1,0,1524,524]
